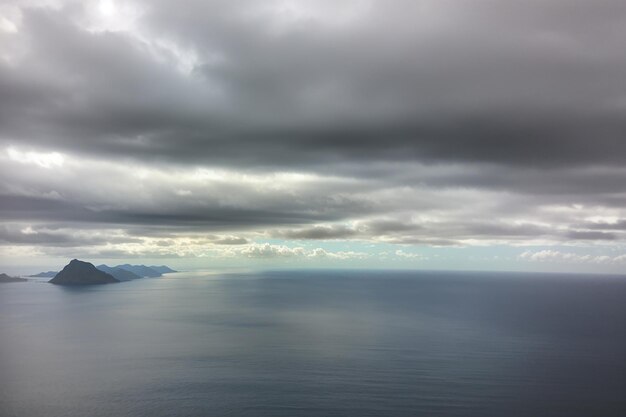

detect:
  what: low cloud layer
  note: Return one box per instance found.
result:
[519,250,626,265]
[1,1,626,270]
[3,147,626,255]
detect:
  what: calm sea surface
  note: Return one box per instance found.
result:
[1,270,625,417]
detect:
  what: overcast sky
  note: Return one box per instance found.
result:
[2,0,626,274]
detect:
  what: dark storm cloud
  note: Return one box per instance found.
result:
[0,193,370,228]
[565,231,616,241]
[273,220,558,245]
[2,0,626,255]
[2,0,626,171]
[362,219,422,235]
[277,225,358,240]
[584,220,626,231]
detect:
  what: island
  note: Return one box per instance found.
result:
[49,259,119,285]
[0,273,27,283]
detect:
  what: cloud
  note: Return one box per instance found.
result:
[583,219,626,231]
[394,250,425,260]
[211,236,249,245]
[226,243,367,260]
[2,1,626,269]
[276,225,358,240]
[2,0,626,171]
[3,145,626,254]
[518,250,619,264]
[7,147,65,168]
[0,224,141,247]
[565,231,616,240]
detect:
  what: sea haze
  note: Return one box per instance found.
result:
[1,270,625,417]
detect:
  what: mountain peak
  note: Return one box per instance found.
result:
[49,259,119,285]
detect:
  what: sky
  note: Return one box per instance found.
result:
[2,0,626,274]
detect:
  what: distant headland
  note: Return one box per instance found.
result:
[0,273,28,283]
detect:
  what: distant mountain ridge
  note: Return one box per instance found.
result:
[105,264,177,278]
[113,264,162,278]
[28,271,57,278]
[0,273,27,283]
[96,265,142,281]
[49,260,119,285]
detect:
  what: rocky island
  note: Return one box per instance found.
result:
[49,259,119,285]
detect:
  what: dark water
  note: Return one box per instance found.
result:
[1,270,625,417]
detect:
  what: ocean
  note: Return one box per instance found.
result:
[1,269,625,417]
